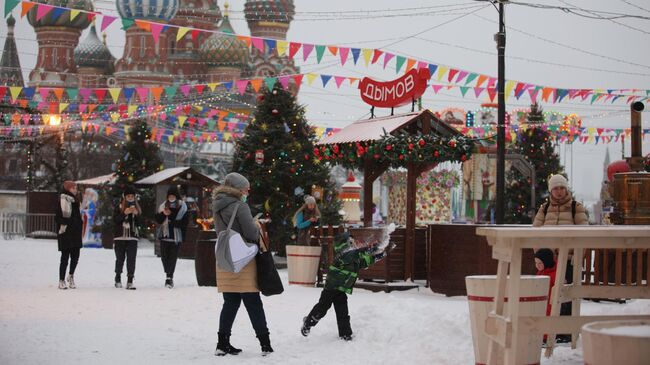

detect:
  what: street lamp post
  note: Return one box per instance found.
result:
[495,1,507,224]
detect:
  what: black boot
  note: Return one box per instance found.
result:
[301,315,319,337]
[338,315,353,341]
[215,333,242,356]
[257,333,273,356]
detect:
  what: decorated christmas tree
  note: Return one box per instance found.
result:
[100,120,162,236]
[504,103,564,223]
[232,86,341,255]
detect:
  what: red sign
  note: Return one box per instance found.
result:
[358,68,430,108]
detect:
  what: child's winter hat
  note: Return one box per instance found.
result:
[304,195,316,205]
[167,186,181,200]
[63,180,76,192]
[123,185,136,196]
[534,248,555,269]
[333,232,351,253]
[548,174,568,191]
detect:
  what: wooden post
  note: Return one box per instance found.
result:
[362,159,389,228]
[405,162,417,280]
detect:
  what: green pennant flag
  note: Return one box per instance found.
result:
[97,105,105,112]
[207,119,216,130]
[28,101,39,109]
[4,0,19,17]
[459,86,469,97]
[66,88,79,101]
[590,93,600,104]
[395,56,406,73]
[264,77,277,91]
[464,73,478,86]
[315,45,326,64]
[121,18,135,30]
[164,86,177,101]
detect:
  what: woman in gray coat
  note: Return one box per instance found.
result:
[213,172,273,356]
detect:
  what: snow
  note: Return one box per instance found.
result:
[1,238,649,365]
[593,325,650,338]
[134,167,191,185]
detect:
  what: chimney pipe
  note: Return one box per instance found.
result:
[629,101,645,171]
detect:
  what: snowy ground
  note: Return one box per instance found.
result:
[1,238,648,365]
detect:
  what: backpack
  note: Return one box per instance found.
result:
[542,200,577,222]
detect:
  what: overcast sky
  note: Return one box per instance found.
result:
[2,0,650,204]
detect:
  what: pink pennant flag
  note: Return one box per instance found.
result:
[79,88,92,102]
[36,4,54,21]
[339,47,350,66]
[79,104,87,113]
[39,88,50,100]
[150,23,164,45]
[383,53,395,69]
[334,76,346,88]
[136,87,149,102]
[528,88,539,102]
[22,114,31,125]
[302,44,314,61]
[236,80,249,95]
[474,87,484,98]
[251,37,265,52]
[179,85,191,97]
[278,76,291,89]
[417,61,428,70]
[455,71,469,84]
[101,15,117,32]
[431,85,444,94]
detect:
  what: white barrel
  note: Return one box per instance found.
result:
[286,245,322,286]
[582,320,650,365]
[465,275,549,365]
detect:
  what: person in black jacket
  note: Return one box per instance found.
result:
[55,181,83,290]
[155,186,188,288]
[113,185,141,290]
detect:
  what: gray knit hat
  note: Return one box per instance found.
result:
[305,195,316,205]
[224,172,250,190]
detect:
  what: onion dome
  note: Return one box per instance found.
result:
[175,0,221,24]
[244,0,295,24]
[74,24,114,70]
[199,16,249,68]
[27,0,94,29]
[117,0,179,21]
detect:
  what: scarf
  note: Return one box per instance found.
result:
[59,194,75,234]
[158,200,188,244]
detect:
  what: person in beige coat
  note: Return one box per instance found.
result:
[213,172,273,356]
[532,173,588,343]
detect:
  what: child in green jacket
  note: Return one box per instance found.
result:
[301,232,389,341]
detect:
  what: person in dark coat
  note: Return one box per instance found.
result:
[113,185,141,290]
[301,232,388,341]
[155,186,188,289]
[55,180,83,290]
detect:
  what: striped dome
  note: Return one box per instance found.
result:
[199,16,249,68]
[27,0,94,29]
[117,0,179,21]
[244,0,294,24]
[74,24,114,70]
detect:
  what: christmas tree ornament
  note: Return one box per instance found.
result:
[255,150,264,164]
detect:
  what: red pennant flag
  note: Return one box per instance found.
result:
[447,69,459,83]
[94,89,107,103]
[289,42,301,59]
[487,88,497,102]
[194,85,205,95]
[371,49,383,64]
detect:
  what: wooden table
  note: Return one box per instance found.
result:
[476,226,650,365]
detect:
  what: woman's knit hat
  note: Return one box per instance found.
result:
[305,195,316,205]
[224,172,250,190]
[548,174,569,191]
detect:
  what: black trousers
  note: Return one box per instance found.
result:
[160,240,179,278]
[307,289,352,336]
[59,247,80,280]
[219,292,269,337]
[114,239,138,281]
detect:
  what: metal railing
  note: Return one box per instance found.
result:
[0,212,57,239]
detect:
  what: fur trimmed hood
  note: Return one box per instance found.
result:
[213,185,244,212]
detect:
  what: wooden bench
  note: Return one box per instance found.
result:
[476,226,650,365]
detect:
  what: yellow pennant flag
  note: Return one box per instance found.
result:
[109,88,121,103]
[39,126,45,135]
[208,83,218,92]
[178,116,187,127]
[276,40,288,56]
[436,66,449,81]
[81,122,87,132]
[306,73,318,85]
[59,103,69,113]
[504,80,516,101]
[9,86,22,101]
[223,132,232,142]
[111,112,120,123]
[361,49,372,67]
[168,135,174,144]
[128,104,138,115]
[176,27,190,41]
[173,130,180,137]
[70,9,81,21]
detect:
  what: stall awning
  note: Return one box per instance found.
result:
[135,167,219,186]
[316,110,458,145]
[76,173,117,186]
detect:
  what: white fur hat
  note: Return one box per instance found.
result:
[548,174,569,191]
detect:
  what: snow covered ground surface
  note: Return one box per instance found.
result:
[1,238,648,365]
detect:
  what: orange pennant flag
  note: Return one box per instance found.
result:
[476,75,489,88]
[237,35,251,47]
[53,88,64,100]
[135,20,151,32]
[88,104,97,113]
[250,79,263,93]
[541,87,554,102]
[150,87,163,103]
[21,2,36,18]
[328,46,338,56]
[405,58,416,72]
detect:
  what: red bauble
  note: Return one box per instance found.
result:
[399,154,404,160]
[418,139,425,146]
[461,154,467,162]
[304,154,310,160]
[290,167,296,173]
[448,140,457,148]
[374,154,380,159]
[257,95,265,102]
[434,150,440,157]
[408,143,414,150]
[385,145,392,151]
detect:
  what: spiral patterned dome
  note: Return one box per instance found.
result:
[117,0,179,21]
[74,24,114,70]
[244,0,294,24]
[199,16,249,68]
[27,0,94,29]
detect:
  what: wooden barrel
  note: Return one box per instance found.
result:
[582,320,650,365]
[286,245,322,286]
[194,230,217,286]
[465,275,549,365]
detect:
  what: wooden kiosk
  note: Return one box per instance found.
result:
[135,167,218,259]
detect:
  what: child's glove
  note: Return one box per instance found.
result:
[373,251,387,261]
